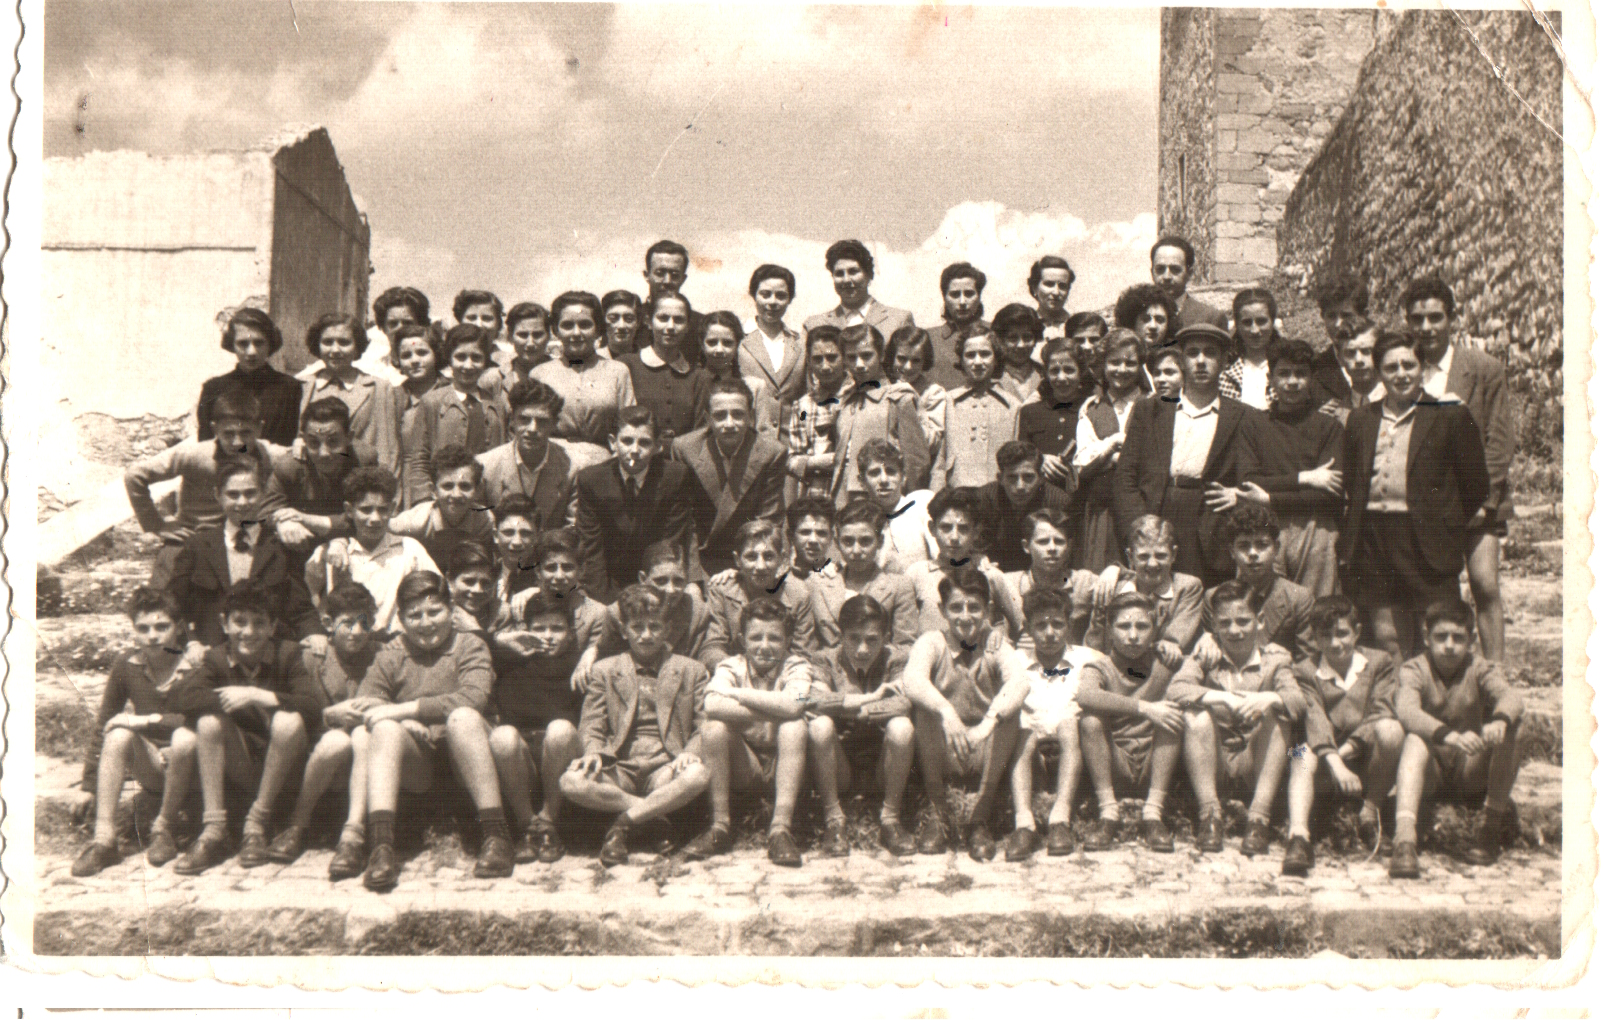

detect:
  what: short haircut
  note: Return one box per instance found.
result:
[430,443,484,485]
[955,331,1004,378]
[856,437,905,479]
[389,322,444,367]
[748,264,796,297]
[221,580,277,621]
[215,455,265,489]
[701,310,746,347]
[1310,594,1360,637]
[937,565,991,607]
[1146,344,1186,377]
[1400,276,1457,318]
[1208,578,1257,618]
[991,302,1044,342]
[1098,326,1149,369]
[739,595,795,641]
[787,495,836,536]
[886,326,935,373]
[839,322,886,358]
[735,519,785,556]
[442,323,494,362]
[1422,596,1476,633]
[453,289,505,327]
[1065,311,1110,338]
[1114,284,1178,333]
[550,291,604,329]
[447,540,497,579]
[805,324,845,361]
[615,404,660,438]
[940,261,987,294]
[825,239,875,278]
[508,378,565,419]
[505,302,549,338]
[1371,330,1421,370]
[1127,514,1177,551]
[396,570,450,613]
[1150,235,1197,269]
[306,311,369,358]
[1021,506,1071,542]
[996,439,1044,474]
[521,590,576,629]
[321,582,379,622]
[125,586,181,623]
[1223,502,1281,544]
[640,538,688,573]
[494,493,539,527]
[1039,337,1085,375]
[534,526,581,564]
[645,239,689,269]
[706,375,756,412]
[1106,589,1158,624]
[343,465,399,506]
[1028,255,1075,292]
[373,286,430,327]
[927,486,981,529]
[1266,338,1316,374]
[837,594,890,634]
[617,583,666,625]
[1315,274,1370,317]
[1022,586,1070,624]
[222,306,284,356]
[209,389,263,427]
[837,496,888,537]
[301,396,353,435]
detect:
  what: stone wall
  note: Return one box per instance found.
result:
[1158,9,1218,280]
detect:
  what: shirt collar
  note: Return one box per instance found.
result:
[1178,392,1220,418]
[620,462,650,489]
[1316,649,1368,689]
[225,519,261,542]
[1220,646,1263,674]
[1432,344,1455,374]
[1381,400,1420,425]
[1118,574,1174,601]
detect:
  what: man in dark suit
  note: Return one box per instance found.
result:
[1339,331,1490,660]
[1150,236,1229,332]
[1403,277,1515,661]
[671,379,788,579]
[575,406,696,602]
[1112,324,1264,587]
[803,239,915,342]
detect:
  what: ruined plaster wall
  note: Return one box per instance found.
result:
[1158,9,1217,280]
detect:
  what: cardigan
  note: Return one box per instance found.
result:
[935,384,1022,490]
[198,366,303,448]
[530,356,636,447]
[1394,652,1523,745]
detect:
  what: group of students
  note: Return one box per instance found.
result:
[73,234,1524,891]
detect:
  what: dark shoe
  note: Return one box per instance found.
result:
[1356,810,1381,850]
[768,828,802,867]
[914,806,949,855]
[329,838,367,880]
[966,822,997,862]
[363,843,401,890]
[820,822,851,858]
[474,833,515,878]
[641,817,677,856]
[879,820,916,857]
[512,829,540,865]
[72,842,121,877]
[600,821,632,867]
[175,832,233,876]
[1197,814,1224,853]
[1462,809,1510,866]
[236,830,271,869]
[534,824,566,864]
[1389,840,1421,879]
[1003,826,1039,862]
[265,825,306,864]
[682,826,733,860]
[1142,817,1175,853]
[1241,819,1274,857]
[1046,821,1076,856]
[145,830,179,867]
[1282,835,1314,876]
[1083,817,1118,851]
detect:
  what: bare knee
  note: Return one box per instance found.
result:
[557,770,588,798]
[270,710,307,743]
[103,726,138,754]
[195,713,226,740]
[1079,714,1107,739]
[1372,719,1405,751]
[446,706,488,733]
[544,719,580,753]
[699,719,730,747]
[807,715,837,743]
[883,716,915,747]
[487,725,523,760]
[1184,709,1214,737]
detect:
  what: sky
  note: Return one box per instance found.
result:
[43,2,1161,325]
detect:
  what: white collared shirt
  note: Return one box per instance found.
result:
[1169,393,1220,480]
[1421,344,1456,400]
[1316,650,1369,693]
[761,332,788,374]
[223,520,261,584]
[1238,357,1271,410]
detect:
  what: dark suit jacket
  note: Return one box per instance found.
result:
[1338,399,1491,577]
[197,366,303,448]
[579,652,709,760]
[1310,346,1352,408]
[671,427,788,578]
[168,526,321,647]
[575,457,696,601]
[1442,344,1515,519]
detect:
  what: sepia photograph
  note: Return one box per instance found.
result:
[5,0,1592,983]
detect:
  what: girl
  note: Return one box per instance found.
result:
[739,265,806,407]
[530,291,636,447]
[482,302,551,405]
[1073,328,1147,573]
[933,332,1021,490]
[1028,256,1075,339]
[991,303,1046,405]
[1114,284,1178,351]
[621,292,710,445]
[780,326,849,502]
[886,326,949,454]
[1220,287,1282,410]
[300,312,405,476]
[403,325,506,504]
[454,290,504,342]
[701,310,781,437]
[1016,336,1086,492]
[600,290,643,359]
[197,307,303,448]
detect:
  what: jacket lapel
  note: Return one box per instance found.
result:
[654,668,679,746]
[1203,399,1243,479]
[739,333,783,393]
[1407,402,1434,474]
[1351,407,1383,503]
[201,531,232,589]
[1151,399,1176,484]
[612,666,640,754]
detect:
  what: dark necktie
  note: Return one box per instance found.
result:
[465,396,487,453]
[234,527,252,553]
[626,476,640,501]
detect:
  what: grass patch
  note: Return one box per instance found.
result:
[353,911,600,956]
[37,695,94,761]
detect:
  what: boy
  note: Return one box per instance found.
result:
[1076,591,1187,853]
[169,456,320,647]
[164,582,321,873]
[488,591,585,864]
[905,487,1008,636]
[560,585,714,866]
[266,583,385,877]
[261,397,377,553]
[388,444,496,570]
[305,467,439,635]
[489,495,542,603]
[477,379,585,523]
[447,541,518,643]
[575,406,696,601]
[701,520,820,670]
[1389,598,1524,878]
[1167,580,1305,855]
[578,540,714,683]
[1198,504,1317,664]
[1308,274,1373,415]
[856,438,937,573]
[1285,595,1404,876]
[977,442,1072,574]
[1082,515,1205,665]
[831,322,931,504]
[71,589,204,876]
[807,499,919,651]
[126,390,290,587]
[788,496,840,580]
[1002,588,1106,861]
[901,567,1033,860]
[993,507,1099,650]
[403,324,506,503]
[671,377,789,577]
[508,528,609,655]
[694,598,820,865]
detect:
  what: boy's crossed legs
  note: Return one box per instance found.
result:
[559,748,710,866]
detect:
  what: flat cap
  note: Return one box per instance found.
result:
[1171,322,1232,348]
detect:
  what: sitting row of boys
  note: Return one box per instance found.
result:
[74,467,1525,890]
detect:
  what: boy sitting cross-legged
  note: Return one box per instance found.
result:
[1075,591,1187,853]
[388,444,496,570]
[165,581,322,874]
[305,466,440,635]
[72,589,205,876]
[264,583,386,877]
[701,520,819,671]
[1197,504,1317,665]
[1283,594,1404,876]
[560,585,714,867]
[900,566,1033,860]
[1001,588,1106,861]
[1388,597,1524,879]
[690,597,820,866]
[808,498,920,652]
[1167,580,1306,856]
